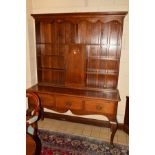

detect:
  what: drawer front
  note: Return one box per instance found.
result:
[85,100,116,115]
[37,93,55,109]
[56,95,83,110]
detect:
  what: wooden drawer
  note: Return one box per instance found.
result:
[37,93,55,109]
[56,95,83,110]
[85,100,116,115]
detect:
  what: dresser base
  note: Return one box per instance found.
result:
[27,85,120,145]
[41,111,118,145]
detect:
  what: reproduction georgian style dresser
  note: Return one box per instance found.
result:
[27,12,127,145]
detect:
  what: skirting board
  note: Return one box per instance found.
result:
[42,112,124,130]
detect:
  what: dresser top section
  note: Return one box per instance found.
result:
[31,12,127,19]
[28,84,120,102]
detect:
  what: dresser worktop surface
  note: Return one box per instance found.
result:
[28,84,120,102]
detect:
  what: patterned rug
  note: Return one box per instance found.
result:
[38,129,129,155]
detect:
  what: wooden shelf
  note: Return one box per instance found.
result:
[38,67,65,71]
[87,56,119,61]
[86,69,118,75]
[36,42,121,46]
[37,82,118,92]
[37,54,64,57]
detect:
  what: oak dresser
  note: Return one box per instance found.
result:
[27,12,127,145]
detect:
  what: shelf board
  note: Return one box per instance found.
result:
[37,82,119,93]
[38,67,65,71]
[37,55,119,60]
[86,69,118,75]
[87,56,119,60]
[37,54,64,57]
[36,42,121,46]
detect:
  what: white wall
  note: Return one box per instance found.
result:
[26,0,31,88]
[26,0,129,123]
[26,0,37,88]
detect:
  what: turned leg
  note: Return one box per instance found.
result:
[33,123,42,155]
[33,135,42,155]
[39,100,44,120]
[110,122,118,146]
[40,107,44,120]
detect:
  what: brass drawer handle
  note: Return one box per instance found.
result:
[65,102,72,107]
[96,105,102,110]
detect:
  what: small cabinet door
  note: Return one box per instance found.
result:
[65,45,85,87]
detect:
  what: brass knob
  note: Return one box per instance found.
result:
[72,48,79,55]
[73,50,77,55]
[57,19,63,23]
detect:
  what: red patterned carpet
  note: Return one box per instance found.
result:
[38,129,129,155]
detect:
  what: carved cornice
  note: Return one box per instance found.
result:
[32,12,127,24]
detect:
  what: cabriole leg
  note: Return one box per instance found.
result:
[110,121,118,146]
